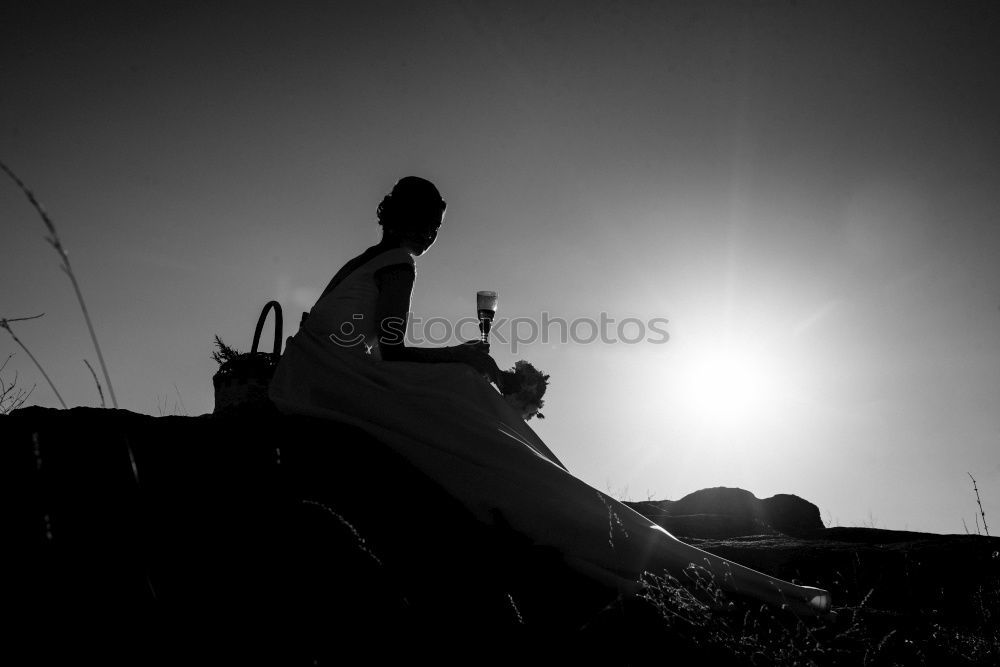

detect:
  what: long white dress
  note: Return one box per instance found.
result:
[267,246,831,616]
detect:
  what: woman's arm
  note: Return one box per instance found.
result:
[373,263,432,360]
[374,263,500,380]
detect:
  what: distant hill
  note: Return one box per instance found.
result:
[625,486,824,539]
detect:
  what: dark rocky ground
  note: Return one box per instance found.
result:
[628,489,1000,621]
[4,406,998,664]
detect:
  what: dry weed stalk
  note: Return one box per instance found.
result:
[0,314,66,408]
[968,473,990,537]
[1,353,36,413]
[1,159,118,408]
[172,382,188,416]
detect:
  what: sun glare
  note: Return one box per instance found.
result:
[672,340,789,436]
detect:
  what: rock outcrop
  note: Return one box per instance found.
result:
[625,486,824,539]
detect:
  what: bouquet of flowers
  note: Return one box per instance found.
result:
[498,360,549,421]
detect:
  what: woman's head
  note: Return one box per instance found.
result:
[377,176,446,256]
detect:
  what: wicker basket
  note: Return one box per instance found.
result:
[212,301,283,414]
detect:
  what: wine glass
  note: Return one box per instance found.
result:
[477,290,498,344]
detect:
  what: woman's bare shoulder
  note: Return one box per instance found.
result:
[376,246,415,266]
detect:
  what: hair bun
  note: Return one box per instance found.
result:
[377,176,447,230]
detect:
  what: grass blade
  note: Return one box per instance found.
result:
[1,159,118,408]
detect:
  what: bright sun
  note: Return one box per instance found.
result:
[672,340,789,435]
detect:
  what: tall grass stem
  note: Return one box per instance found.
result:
[84,359,106,408]
[1,159,118,408]
[0,314,67,409]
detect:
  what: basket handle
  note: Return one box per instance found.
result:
[251,300,283,361]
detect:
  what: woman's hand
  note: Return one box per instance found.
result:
[452,341,502,385]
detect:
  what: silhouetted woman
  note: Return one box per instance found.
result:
[268,176,831,619]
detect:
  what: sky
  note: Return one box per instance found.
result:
[2,1,999,535]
